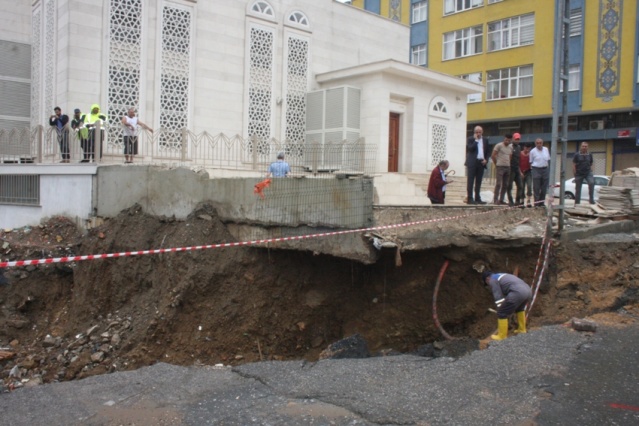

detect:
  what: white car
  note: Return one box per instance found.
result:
[553,175,610,201]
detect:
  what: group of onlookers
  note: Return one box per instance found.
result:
[428,125,595,206]
[48,106,151,163]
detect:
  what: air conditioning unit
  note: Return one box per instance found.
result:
[590,120,604,130]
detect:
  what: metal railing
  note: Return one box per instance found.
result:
[0,125,377,175]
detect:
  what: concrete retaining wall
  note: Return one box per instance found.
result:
[96,166,374,229]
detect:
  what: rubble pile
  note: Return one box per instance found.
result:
[1,313,134,391]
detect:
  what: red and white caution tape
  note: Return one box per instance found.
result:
[1,208,509,268]
[527,198,554,317]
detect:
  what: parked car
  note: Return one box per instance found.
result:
[553,175,610,201]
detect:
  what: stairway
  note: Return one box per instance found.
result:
[373,173,430,206]
[405,173,496,206]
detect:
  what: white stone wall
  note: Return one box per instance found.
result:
[22,0,408,138]
[0,164,95,229]
[0,0,31,44]
[190,0,409,136]
[317,64,473,175]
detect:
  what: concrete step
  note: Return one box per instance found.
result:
[405,173,497,206]
[374,173,430,206]
[379,194,431,206]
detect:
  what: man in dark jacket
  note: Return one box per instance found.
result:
[49,107,70,163]
[507,132,523,206]
[573,141,595,205]
[482,271,532,340]
[427,160,453,204]
[465,126,491,204]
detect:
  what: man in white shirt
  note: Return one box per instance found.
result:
[122,107,152,163]
[529,138,551,207]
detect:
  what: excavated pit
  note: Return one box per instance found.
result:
[1,205,638,386]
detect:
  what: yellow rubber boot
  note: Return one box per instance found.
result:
[491,318,508,340]
[514,311,527,334]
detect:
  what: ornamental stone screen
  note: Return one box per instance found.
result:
[44,0,55,126]
[31,7,41,127]
[247,25,275,156]
[159,4,192,153]
[284,34,309,159]
[107,0,143,150]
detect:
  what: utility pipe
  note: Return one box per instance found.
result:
[432,260,455,341]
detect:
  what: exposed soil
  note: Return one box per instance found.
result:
[1,205,638,389]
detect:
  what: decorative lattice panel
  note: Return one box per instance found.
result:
[284,35,308,158]
[390,0,401,22]
[159,4,192,152]
[107,0,143,148]
[430,122,447,166]
[247,26,274,154]
[44,0,55,124]
[31,7,41,127]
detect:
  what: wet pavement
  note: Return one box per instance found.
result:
[1,323,638,425]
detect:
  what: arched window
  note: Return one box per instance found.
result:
[251,1,274,17]
[288,11,309,26]
[432,101,448,115]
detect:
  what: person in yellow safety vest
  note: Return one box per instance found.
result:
[481,271,532,340]
[83,104,108,162]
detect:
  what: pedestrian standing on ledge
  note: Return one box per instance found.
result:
[121,107,152,164]
[266,151,290,178]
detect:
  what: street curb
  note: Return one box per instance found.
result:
[560,218,639,242]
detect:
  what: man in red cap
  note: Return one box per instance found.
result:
[507,132,523,206]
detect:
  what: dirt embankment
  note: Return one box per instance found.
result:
[1,205,638,388]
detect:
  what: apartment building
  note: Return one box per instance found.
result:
[353,0,639,175]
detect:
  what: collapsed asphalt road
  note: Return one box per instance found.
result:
[1,322,638,425]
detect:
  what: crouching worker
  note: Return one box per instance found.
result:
[481,271,532,340]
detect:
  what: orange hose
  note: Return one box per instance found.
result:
[432,260,455,341]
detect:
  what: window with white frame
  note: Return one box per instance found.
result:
[412,1,427,23]
[251,1,274,17]
[486,65,533,100]
[411,44,427,65]
[459,72,483,103]
[444,0,483,15]
[443,25,483,60]
[487,13,534,51]
[560,64,581,92]
[428,97,450,166]
[288,11,309,27]
[488,0,503,3]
